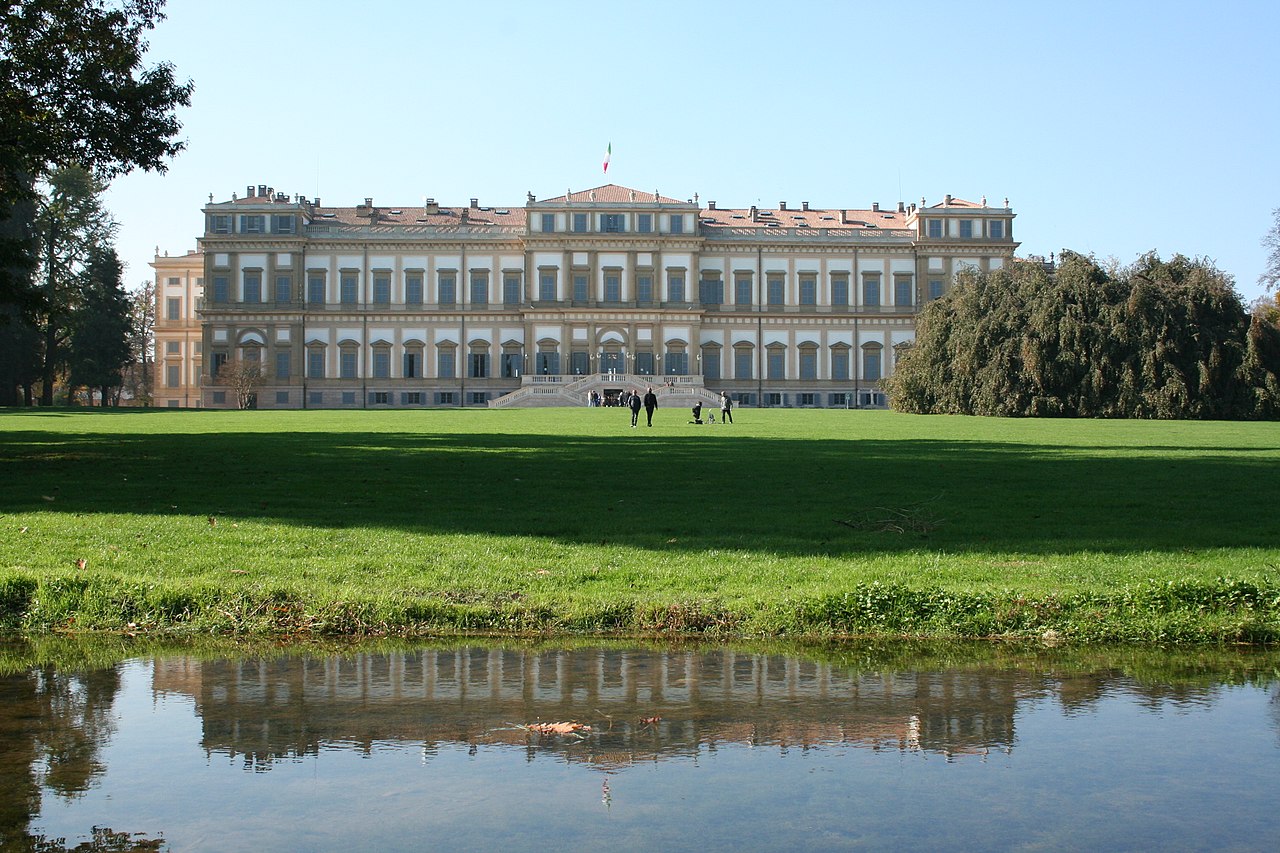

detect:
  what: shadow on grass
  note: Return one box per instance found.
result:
[2,425,1277,557]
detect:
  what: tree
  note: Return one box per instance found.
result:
[69,246,132,405]
[886,251,1280,419]
[120,278,156,406]
[216,357,264,410]
[32,164,116,405]
[1262,208,1280,293]
[1,0,193,311]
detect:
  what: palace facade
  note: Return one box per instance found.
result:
[156,183,1017,409]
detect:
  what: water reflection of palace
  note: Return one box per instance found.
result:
[152,648,1021,769]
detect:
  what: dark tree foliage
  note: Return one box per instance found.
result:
[69,246,131,404]
[886,251,1280,419]
[0,0,193,311]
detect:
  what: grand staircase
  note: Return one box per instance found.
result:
[488,373,722,410]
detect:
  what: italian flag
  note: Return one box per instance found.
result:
[603,142,611,174]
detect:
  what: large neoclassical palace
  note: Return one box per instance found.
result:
[151,183,1017,409]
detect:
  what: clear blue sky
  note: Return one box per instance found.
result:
[104,0,1280,303]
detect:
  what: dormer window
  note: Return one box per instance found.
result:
[273,214,295,234]
[637,213,652,233]
[242,214,264,234]
[989,220,1005,239]
[959,220,974,239]
[927,219,943,238]
[210,214,231,234]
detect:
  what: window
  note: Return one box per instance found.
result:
[469,392,487,405]
[242,215,263,233]
[604,272,621,303]
[895,276,913,307]
[572,273,588,302]
[829,392,850,407]
[572,213,588,233]
[541,213,555,232]
[307,348,324,378]
[211,352,227,377]
[276,391,289,404]
[959,220,974,239]
[669,214,684,234]
[372,348,390,379]
[767,347,785,380]
[831,274,849,307]
[242,273,261,303]
[401,392,423,405]
[167,277,180,286]
[798,393,816,407]
[373,274,391,304]
[403,350,420,378]
[212,276,229,303]
[503,274,521,305]
[665,350,688,375]
[167,399,179,408]
[862,274,881,307]
[701,346,720,381]
[698,274,723,306]
[735,274,752,306]
[989,220,1005,239]
[165,365,179,387]
[863,345,882,382]
[405,273,424,305]
[438,273,456,305]
[309,391,323,405]
[341,391,356,405]
[165,340,180,354]
[927,219,943,238]
[636,274,653,304]
[275,351,290,379]
[767,274,784,307]
[470,272,488,306]
[212,391,226,404]
[437,347,456,378]
[307,274,325,304]
[734,347,753,380]
[635,351,655,375]
[668,273,685,303]
[340,274,358,304]
[637,213,652,233]
[501,351,522,378]
[766,393,782,407]
[435,392,456,405]
[340,348,357,379]
[539,271,556,302]
[273,215,295,234]
[166,297,180,320]
[369,391,389,405]
[929,279,944,300]
[538,349,562,375]
[602,213,624,233]
[469,351,489,378]
[799,274,817,306]
[210,215,230,234]
[799,347,817,379]
[831,346,850,380]
[275,275,291,303]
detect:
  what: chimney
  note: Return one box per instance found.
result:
[944,194,953,205]
[897,201,906,213]
[365,197,373,207]
[470,198,478,209]
[840,210,850,225]
[708,201,716,210]
[424,197,439,215]
[258,184,267,197]
[314,197,320,208]
[749,205,758,221]
[801,201,809,211]
[246,185,254,198]
[779,201,787,211]
[461,208,469,224]
[872,202,880,212]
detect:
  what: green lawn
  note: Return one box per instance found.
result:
[2,407,1278,642]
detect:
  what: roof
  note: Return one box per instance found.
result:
[698,205,907,231]
[308,204,528,228]
[538,184,687,205]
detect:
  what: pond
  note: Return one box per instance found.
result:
[2,639,1278,852]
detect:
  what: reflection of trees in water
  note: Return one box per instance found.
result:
[0,663,162,851]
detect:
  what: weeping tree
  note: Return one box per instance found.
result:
[887,251,1280,419]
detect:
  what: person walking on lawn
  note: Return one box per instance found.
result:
[628,389,642,427]
[643,386,658,426]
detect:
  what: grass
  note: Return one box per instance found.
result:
[2,406,1279,642]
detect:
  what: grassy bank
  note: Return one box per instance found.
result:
[2,407,1279,642]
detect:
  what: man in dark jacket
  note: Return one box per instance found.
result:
[643,386,658,426]
[628,389,642,427]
